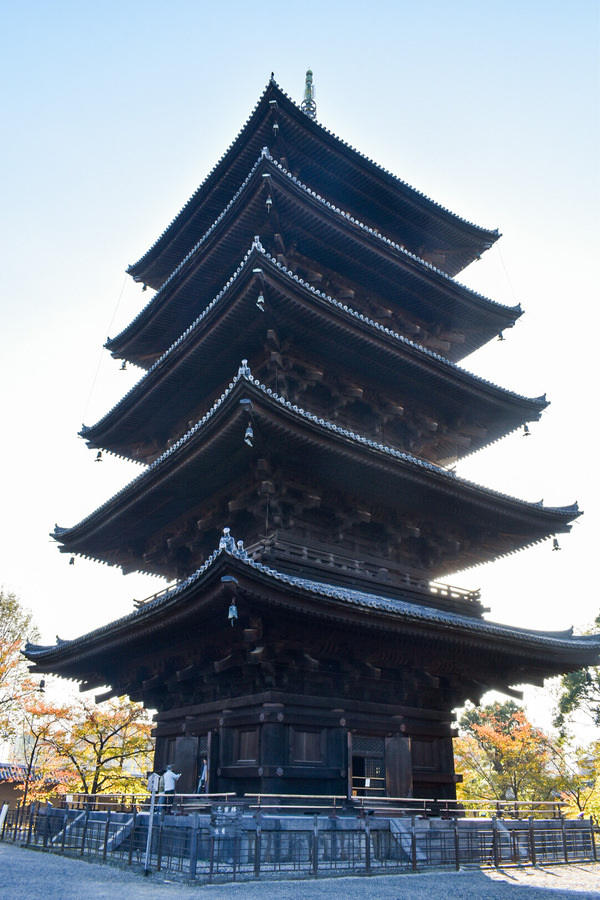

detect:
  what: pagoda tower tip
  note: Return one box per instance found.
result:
[301,68,317,120]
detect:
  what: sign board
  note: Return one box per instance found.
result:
[147,772,160,792]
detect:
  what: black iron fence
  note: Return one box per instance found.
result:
[1,799,597,883]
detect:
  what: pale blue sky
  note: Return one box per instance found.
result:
[0,1,598,726]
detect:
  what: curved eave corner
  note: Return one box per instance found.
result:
[126,77,500,287]
[24,533,600,673]
[49,366,579,561]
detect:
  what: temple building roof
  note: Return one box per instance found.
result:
[85,242,546,465]
[54,366,579,580]
[108,153,519,367]
[26,534,600,688]
[127,78,499,289]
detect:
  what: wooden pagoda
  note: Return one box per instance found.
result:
[27,75,600,802]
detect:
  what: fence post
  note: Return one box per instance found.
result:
[364,815,371,874]
[491,816,499,867]
[209,832,215,883]
[80,808,89,857]
[590,816,597,861]
[254,816,261,878]
[128,808,137,866]
[102,810,111,861]
[312,814,319,877]
[528,816,537,866]
[0,803,9,840]
[25,802,36,846]
[156,818,164,872]
[42,801,50,849]
[560,815,569,863]
[189,813,199,878]
[453,818,460,871]
[13,801,21,842]
[60,807,68,854]
[410,815,417,872]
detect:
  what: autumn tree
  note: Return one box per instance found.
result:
[0,588,39,737]
[45,696,154,795]
[13,691,76,810]
[455,701,559,803]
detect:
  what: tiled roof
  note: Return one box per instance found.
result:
[0,763,41,783]
[56,362,576,545]
[84,240,544,451]
[109,151,517,354]
[128,77,498,280]
[27,531,600,661]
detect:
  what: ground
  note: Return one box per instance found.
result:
[1,843,599,899]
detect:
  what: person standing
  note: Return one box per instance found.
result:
[197,758,208,794]
[163,764,181,814]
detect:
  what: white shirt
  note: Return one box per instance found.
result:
[163,769,181,791]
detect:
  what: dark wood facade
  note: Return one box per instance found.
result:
[28,76,599,802]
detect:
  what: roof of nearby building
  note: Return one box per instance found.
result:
[0,763,43,784]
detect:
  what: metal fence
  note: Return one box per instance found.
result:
[1,800,597,883]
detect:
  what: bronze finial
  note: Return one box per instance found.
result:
[301,68,317,120]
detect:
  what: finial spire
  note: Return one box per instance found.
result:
[301,68,317,120]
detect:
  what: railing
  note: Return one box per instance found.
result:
[2,796,596,883]
[35,792,570,820]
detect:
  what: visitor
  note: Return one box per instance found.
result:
[163,764,181,814]
[197,758,208,794]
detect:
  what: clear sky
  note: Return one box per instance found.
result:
[1,1,598,729]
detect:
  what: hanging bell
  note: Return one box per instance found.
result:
[256,293,265,312]
[244,423,254,447]
[552,537,561,551]
[228,601,238,625]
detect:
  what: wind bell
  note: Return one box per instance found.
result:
[228,599,238,626]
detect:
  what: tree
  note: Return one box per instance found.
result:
[455,701,558,803]
[549,740,600,818]
[45,696,154,795]
[0,588,39,737]
[553,615,600,734]
[13,690,76,811]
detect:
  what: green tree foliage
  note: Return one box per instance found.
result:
[549,740,600,818]
[0,588,39,737]
[554,614,600,734]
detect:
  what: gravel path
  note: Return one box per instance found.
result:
[1,843,599,899]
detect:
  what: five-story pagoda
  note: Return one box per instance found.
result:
[26,74,600,802]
